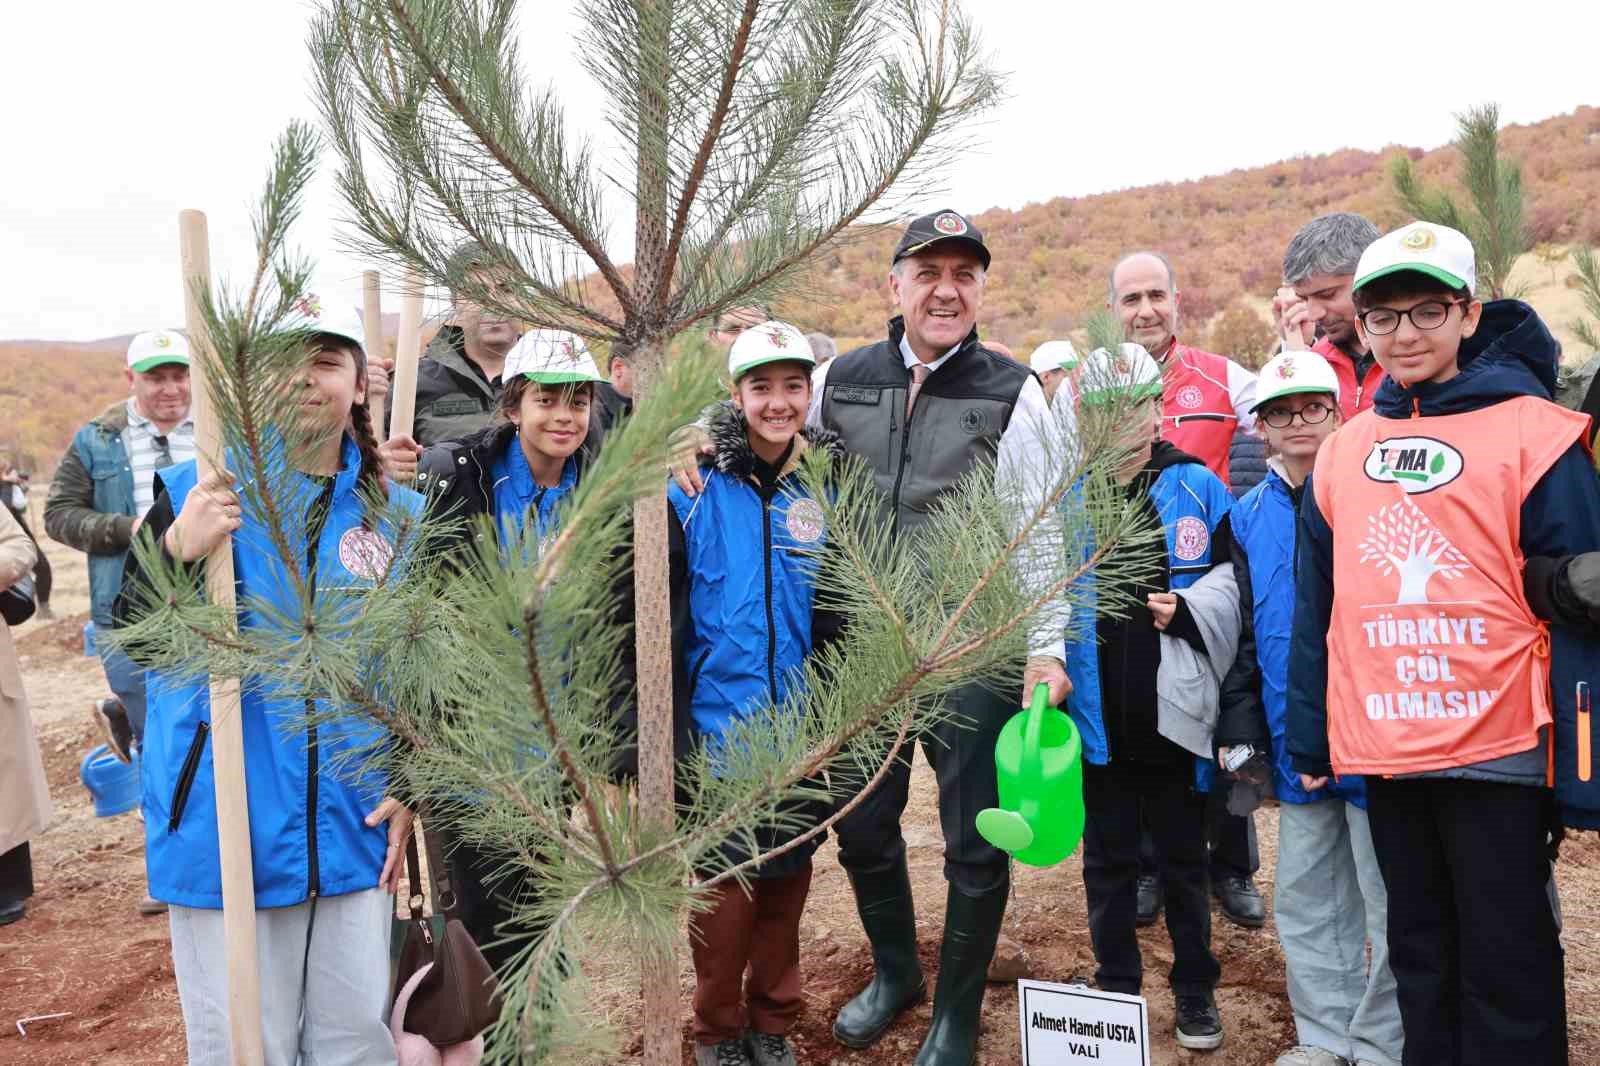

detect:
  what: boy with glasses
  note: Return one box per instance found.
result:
[1218,351,1402,1066]
[1286,222,1600,1063]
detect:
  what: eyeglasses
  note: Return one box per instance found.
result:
[1260,401,1334,428]
[1357,300,1463,336]
[151,434,174,469]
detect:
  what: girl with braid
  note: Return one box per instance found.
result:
[114,304,423,1066]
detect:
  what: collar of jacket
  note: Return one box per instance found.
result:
[427,325,500,395]
[90,400,132,436]
[884,315,982,366]
[706,405,841,483]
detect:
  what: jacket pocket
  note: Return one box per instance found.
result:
[168,722,210,832]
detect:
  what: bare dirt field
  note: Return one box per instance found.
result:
[5,537,1600,1065]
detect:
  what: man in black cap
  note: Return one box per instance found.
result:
[814,209,1068,1066]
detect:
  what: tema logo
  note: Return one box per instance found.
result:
[1363,436,1463,494]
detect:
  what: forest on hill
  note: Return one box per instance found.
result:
[5,106,1596,475]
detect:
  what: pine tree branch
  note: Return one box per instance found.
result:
[381,0,639,320]
[656,0,763,314]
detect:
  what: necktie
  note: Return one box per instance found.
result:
[907,363,930,419]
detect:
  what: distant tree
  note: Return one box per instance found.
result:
[1207,302,1275,369]
[1572,245,1600,354]
[1535,243,1567,286]
[1390,103,1529,299]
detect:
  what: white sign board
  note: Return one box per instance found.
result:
[1017,980,1150,1065]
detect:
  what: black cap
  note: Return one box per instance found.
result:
[892,209,990,269]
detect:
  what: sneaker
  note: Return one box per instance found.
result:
[0,900,25,926]
[1135,873,1163,927]
[1213,876,1266,928]
[1275,1048,1350,1066]
[138,895,168,916]
[743,1030,796,1066]
[36,603,56,622]
[1174,994,1224,1051]
[694,1037,752,1066]
[91,698,135,764]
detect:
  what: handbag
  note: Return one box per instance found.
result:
[392,823,503,1047]
[1,574,35,627]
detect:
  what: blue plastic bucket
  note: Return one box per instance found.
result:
[80,744,141,818]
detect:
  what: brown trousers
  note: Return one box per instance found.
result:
[689,863,813,1045]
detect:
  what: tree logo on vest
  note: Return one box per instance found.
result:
[785,498,825,544]
[1363,436,1463,494]
[1175,384,1203,410]
[338,527,396,581]
[1358,498,1471,604]
[1173,516,1209,561]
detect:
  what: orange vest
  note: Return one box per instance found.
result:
[1312,397,1590,775]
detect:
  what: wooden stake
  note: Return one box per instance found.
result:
[361,270,383,409]
[178,209,264,1066]
[387,269,424,443]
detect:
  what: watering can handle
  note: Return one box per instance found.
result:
[1022,682,1050,786]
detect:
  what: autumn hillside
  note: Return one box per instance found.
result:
[7,106,1598,475]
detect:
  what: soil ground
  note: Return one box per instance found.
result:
[5,536,1600,1065]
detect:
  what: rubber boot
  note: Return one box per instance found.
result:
[832,860,927,1048]
[912,882,1008,1066]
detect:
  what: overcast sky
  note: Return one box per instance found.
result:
[4,1,1593,341]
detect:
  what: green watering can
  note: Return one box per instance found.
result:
[975,682,1085,867]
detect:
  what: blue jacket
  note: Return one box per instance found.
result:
[49,403,138,627]
[1286,301,1600,826]
[1219,467,1363,807]
[135,438,424,908]
[1063,447,1235,789]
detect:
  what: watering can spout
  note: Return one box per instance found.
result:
[974,682,1085,868]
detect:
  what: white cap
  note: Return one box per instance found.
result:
[728,320,815,379]
[1250,350,1340,413]
[126,330,191,373]
[1077,343,1163,406]
[281,293,366,351]
[504,329,604,384]
[1029,340,1080,374]
[1354,221,1476,297]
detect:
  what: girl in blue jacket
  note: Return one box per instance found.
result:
[666,321,841,1066]
[1215,351,1402,1066]
[117,304,421,1066]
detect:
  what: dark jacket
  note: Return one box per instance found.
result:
[817,317,1034,536]
[410,326,502,447]
[1285,301,1600,824]
[1225,428,1268,498]
[45,401,137,626]
[594,380,632,435]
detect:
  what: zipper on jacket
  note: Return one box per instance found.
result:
[167,721,211,831]
[762,494,779,701]
[888,368,920,538]
[302,477,336,898]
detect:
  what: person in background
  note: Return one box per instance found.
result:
[1106,251,1265,931]
[1274,213,1385,417]
[0,466,52,620]
[594,343,635,433]
[708,305,772,350]
[45,329,195,918]
[0,505,48,927]
[408,242,522,447]
[806,331,838,367]
[1029,340,1080,407]
[1218,350,1402,1066]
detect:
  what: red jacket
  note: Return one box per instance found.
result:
[1158,342,1258,486]
[1313,336,1385,419]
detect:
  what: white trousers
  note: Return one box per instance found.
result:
[1275,800,1404,1066]
[168,888,397,1066]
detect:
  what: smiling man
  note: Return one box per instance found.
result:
[811,209,1069,1066]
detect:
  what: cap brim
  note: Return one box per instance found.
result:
[129,356,190,373]
[523,371,603,385]
[1353,263,1470,294]
[1249,385,1338,413]
[894,235,991,269]
[731,354,815,379]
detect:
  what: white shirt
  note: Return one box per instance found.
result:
[809,338,1072,661]
[123,400,197,519]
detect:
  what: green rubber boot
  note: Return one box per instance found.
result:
[912,882,1008,1066]
[832,861,927,1048]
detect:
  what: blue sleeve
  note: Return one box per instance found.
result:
[1286,473,1334,777]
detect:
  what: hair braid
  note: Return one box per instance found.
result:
[348,400,387,531]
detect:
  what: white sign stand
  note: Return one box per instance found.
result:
[1017,980,1150,1065]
